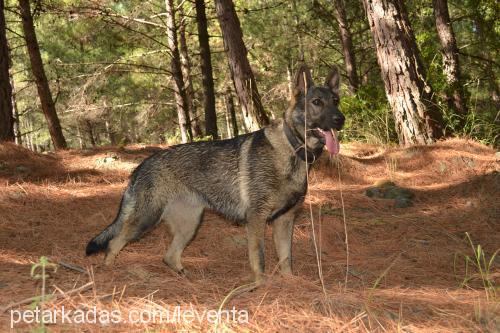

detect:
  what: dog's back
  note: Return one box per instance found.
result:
[126,123,307,223]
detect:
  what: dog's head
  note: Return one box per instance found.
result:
[285,65,345,155]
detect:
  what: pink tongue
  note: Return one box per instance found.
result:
[321,129,340,155]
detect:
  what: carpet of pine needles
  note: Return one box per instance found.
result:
[0,139,498,332]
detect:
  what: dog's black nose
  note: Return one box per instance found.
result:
[332,113,345,129]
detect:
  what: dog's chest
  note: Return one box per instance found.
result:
[266,159,308,222]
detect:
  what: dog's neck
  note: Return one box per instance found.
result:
[282,119,323,163]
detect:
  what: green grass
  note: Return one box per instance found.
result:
[454,232,498,301]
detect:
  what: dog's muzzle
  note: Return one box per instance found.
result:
[317,112,344,155]
[331,113,345,131]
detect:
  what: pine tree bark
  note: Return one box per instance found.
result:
[363,0,444,145]
[224,86,238,138]
[0,0,15,142]
[333,0,359,93]
[86,120,96,147]
[105,119,116,145]
[11,75,21,144]
[25,111,34,150]
[215,0,269,131]
[76,122,85,149]
[178,2,202,138]
[433,0,468,121]
[19,0,67,149]
[195,0,218,139]
[165,0,192,143]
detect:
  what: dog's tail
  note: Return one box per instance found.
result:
[85,194,131,256]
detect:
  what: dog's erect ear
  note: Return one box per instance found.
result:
[294,65,314,95]
[325,66,340,95]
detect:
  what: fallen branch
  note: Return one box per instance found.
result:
[57,261,89,275]
[1,281,94,312]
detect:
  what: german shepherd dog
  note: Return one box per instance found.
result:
[86,65,345,285]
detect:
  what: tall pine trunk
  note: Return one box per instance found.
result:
[178,2,202,138]
[333,0,359,93]
[165,0,192,143]
[19,0,67,149]
[363,0,444,145]
[215,0,269,131]
[86,120,96,147]
[10,75,21,144]
[105,119,116,145]
[224,86,238,138]
[195,0,218,139]
[0,0,15,142]
[433,0,468,121]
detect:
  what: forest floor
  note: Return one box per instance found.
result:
[0,139,498,332]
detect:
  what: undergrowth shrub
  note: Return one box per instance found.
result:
[340,86,397,144]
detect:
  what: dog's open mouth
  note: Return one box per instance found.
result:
[316,129,340,155]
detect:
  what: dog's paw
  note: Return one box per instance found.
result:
[178,268,191,279]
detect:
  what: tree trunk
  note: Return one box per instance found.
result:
[19,0,67,149]
[195,0,218,139]
[224,86,238,138]
[10,75,22,144]
[95,130,101,146]
[333,0,359,93]
[433,0,468,121]
[363,0,445,145]
[105,119,116,145]
[25,110,34,150]
[76,122,85,149]
[215,0,269,131]
[0,0,15,142]
[224,104,231,138]
[165,0,192,143]
[86,120,96,147]
[178,2,202,138]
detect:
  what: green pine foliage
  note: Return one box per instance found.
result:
[4,0,499,149]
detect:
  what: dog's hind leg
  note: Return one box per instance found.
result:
[104,223,136,266]
[272,208,298,276]
[103,213,161,266]
[163,199,204,275]
[104,198,164,266]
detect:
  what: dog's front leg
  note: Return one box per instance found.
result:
[272,208,297,275]
[245,216,266,285]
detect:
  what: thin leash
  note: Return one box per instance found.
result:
[332,155,349,291]
[303,73,327,297]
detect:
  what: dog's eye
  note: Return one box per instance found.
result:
[312,99,322,106]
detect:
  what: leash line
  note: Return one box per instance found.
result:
[303,73,327,297]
